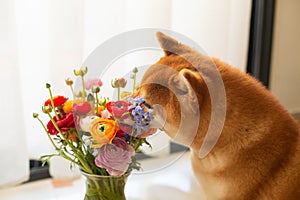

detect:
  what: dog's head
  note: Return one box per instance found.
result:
[134,32,213,144]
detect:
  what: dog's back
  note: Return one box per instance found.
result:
[191,58,300,200]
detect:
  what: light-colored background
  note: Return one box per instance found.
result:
[0,0,252,188]
[0,152,206,200]
[269,0,300,113]
[0,0,299,199]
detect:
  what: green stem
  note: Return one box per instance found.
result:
[47,113,93,174]
[36,117,59,151]
[59,150,83,168]
[47,87,60,120]
[70,85,75,100]
[133,73,136,93]
[35,116,83,168]
[95,93,99,115]
[81,75,86,101]
[117,87,120,100]
[58,108,64,118]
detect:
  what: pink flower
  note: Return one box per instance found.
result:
[100,109,110,119]
[73,102,91,115]
[95,137,135,176]
[85,78,103,90]
[106,101,130,119]
[118,123,132,135]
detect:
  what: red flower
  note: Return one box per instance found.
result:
[106,101,129,119]
[44,96,68,107]
[73,102,91,115]
[119,123,132,135]
[47,113,75,135]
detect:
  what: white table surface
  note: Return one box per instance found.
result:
[0,152,205,200]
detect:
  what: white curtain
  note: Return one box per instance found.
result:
[0,0,251,186]
[0,0,29,187]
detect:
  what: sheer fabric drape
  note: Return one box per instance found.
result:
[0,0,251,186]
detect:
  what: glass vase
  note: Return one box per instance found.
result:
[81,171,129,200]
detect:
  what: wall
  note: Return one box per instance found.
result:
[270,0,300,113]
[172,0,252,71]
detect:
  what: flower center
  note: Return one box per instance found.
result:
[98,124,107,132]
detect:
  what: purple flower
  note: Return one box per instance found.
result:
[129,101,154,136]
[127,96,145,105]
[95,137,135,176]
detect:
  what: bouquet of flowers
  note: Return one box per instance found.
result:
[33,67,155,199]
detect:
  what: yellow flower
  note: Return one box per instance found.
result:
[63,100,83,113]
[95,106,105,115]
[89,118,118,148]
[121,91,131,99]
[63,101,74,113]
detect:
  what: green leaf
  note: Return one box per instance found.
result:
[40,154,58,166]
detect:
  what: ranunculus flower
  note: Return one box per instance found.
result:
[46,113,75,135]
[85,78,103,90]
[106,101,129,119]
[95,137,135,176]
[79,116,99,132]
[44,95,68,107]
[118,123,132,135]
[62,100,73,113]
[89,118,118,148]
[73,102,91,115]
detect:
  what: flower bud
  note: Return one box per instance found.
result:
[76,91,83,98]
[132,67,138,73]
[81,66,88,75]
[46,83,51,88]
[118,78,127,88]
[42,106,52,114]
[65,78,73,86]
[99,97,108,105]
[87,93,95,102]
[33,113,39,118]
[111,78,119,88]
[73,69,81,76]
[92,85,100,93]
[74,67,88,76]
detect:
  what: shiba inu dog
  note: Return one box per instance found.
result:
[133,32,300,199]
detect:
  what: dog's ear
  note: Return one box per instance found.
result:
[156,32,192,56]
[168,69,203,114]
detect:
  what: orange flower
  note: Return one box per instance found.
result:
[89,118,118,148]
[95,105,105,115]
[67,131,78,142]
[63,101,74,113]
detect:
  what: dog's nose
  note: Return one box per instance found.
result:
[148,104,167,130]
[143,102,152,109]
